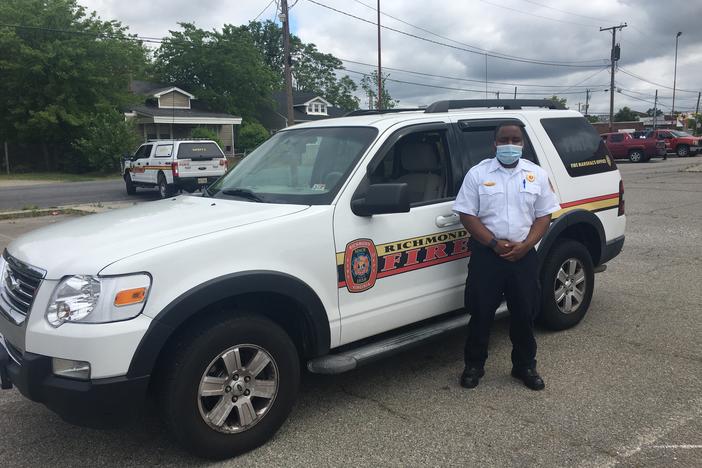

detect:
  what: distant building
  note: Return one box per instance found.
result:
[259,91,346,133]
[125,81,242,155]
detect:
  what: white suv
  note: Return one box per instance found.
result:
[0,100,625,459]
[122,139,228,198]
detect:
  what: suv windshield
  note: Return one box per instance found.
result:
[208,127,377,205]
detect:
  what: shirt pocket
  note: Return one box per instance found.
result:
[519,182,541,207]
[478,184,505,214]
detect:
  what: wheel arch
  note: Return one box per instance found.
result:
[127,271,331,379]
[538,210,606,268]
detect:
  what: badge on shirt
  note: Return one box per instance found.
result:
[483,181,496,186]
[526,173,536,183]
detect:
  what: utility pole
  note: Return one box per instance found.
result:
[514,86,517,99]
[376,0,382,111]
[652,89,658,130]
[671,31,682,121]
[484,54,488,99]
[578,102,582,113]
[281,0,294,126]
[3,141,9,175]
[600,23,627,132]
[696,91,701,115]
[585,89,591,116]
[496,91,500,100]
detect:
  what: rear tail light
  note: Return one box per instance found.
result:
[618,179,625,216]
[171,162,179,178]
[219,158,227,169]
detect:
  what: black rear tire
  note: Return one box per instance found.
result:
[124,173,136,195]
[157,314,300,460]
[538,240,594,330]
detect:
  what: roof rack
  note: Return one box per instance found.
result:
[345,108,425,117]
[424,99,564,113]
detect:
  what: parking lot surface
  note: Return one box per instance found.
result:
[0,158,700,467]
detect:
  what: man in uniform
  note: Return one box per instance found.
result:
[453,123,561,390]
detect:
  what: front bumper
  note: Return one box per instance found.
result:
[0,342,149,428]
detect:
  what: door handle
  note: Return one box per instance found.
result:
[436,213,459,228]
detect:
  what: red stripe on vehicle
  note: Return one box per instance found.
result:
[559,192,619,209]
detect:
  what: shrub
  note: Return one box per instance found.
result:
[238,121,270,152]
[72,110,139,173]
[191,127,223,148]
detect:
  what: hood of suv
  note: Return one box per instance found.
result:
[7,196,308,278]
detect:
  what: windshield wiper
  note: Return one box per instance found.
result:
[221,188,265,202]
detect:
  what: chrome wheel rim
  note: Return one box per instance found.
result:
[630,152,642,162]
[197,344,279,434]
[554,258,586,314]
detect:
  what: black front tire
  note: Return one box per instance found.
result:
[157,314,300,460]
[676,145,689,157]
[538,240,595,331]
[124,173,136,195]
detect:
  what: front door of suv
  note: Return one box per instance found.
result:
[334,122,469,345]
[131,144,153,184]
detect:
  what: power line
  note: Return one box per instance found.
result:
[478,0,598,28]
[618,67,698,94]
[517,0,608,22]
[306,0,607,68]
[350,0,605,65]
[254,0,277,21]
[340,57,608,89]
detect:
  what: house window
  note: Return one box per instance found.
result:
[307,102,328,115]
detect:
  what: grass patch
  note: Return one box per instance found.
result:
[0,172,121,183]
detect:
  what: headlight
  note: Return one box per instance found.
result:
[46,273,151,327]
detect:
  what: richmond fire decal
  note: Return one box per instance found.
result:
[338,229,471,293]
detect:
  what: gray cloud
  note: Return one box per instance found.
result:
[80,0,702,113]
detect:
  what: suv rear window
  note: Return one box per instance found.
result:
[177,142,224,159]
[541,117,616,177]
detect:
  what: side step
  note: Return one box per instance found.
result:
[307,304,508,374]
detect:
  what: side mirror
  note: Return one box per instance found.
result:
[351,183,410,217]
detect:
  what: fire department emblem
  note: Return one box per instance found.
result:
[343,239,378,293]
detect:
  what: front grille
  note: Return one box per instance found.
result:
[1,251,45,324]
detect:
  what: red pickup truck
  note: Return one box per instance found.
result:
[646,130,702,157]
[601,132,666,163]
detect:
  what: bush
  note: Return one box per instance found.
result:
[72,110,139,173]
[238,121,269,152]
[191,127,223,148]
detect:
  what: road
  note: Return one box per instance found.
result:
[0,179,160,210]
[0,158,701,466]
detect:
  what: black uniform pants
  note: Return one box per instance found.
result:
[464,244,539,371]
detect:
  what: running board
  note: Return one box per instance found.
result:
[307,304,508,374]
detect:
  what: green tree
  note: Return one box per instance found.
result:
[586,115,600,123]
[238,121,270,152]
[548,95,568,109]
[243,20,359,111]
[0,0,148,171]
[614,106,639,122]
[360,71,399,110]
[72,109,139,173]
[646,108,663,117]
[154,23,276,121]
[190,127,223,149]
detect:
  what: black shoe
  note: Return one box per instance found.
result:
[460,367,485,389]
[511,368,545,391]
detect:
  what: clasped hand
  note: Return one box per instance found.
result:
[492,239,530,262]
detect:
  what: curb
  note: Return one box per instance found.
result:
[0,202,137,221]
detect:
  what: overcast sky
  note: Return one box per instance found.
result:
[81,0,702,114]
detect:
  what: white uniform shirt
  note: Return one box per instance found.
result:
[453,158,561,243]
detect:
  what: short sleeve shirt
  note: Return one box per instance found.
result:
[453,158,561,242]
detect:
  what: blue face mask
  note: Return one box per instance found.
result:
[495,144,523,165]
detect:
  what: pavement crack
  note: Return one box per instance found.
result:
[338,384,419,423]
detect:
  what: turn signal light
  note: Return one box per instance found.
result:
[114,287,147,307]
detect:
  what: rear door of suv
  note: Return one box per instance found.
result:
[176,141,227,183]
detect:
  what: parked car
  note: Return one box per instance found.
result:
[645,129,702,157]
[122,139,228,198]
[1,100,626,459]
[600,132,666,162]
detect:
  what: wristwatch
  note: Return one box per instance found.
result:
[488,238,498,249]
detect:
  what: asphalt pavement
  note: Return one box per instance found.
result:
[0,157,700,467]
[0,178,160,211]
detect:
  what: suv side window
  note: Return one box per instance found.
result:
[541,117,616,177]
[155,144,173,158]
[132,145,147,160]
[610,134,624,143]
[138,144,153,159]
[368,129,451,205]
